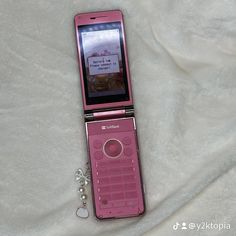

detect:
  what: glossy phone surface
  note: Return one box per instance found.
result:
[75,10,145,219]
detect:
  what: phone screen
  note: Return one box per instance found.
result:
[78,22,130,105]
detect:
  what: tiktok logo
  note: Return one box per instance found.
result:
[173,222,188,230]
[173,222,180,230]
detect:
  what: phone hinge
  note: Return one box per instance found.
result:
[84,107,135,121]
[84,113,94,121]
[125,108,135,117]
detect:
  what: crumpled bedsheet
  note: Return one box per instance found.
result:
[0,1,236,236]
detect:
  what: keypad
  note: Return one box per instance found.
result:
[97,159,138,209]
[92,134,139,209]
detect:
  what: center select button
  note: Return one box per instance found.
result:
[103,139,123,158]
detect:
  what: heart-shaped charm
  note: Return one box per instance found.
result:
[76,207,89,219]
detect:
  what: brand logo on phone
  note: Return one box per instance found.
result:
[101,125,119,130]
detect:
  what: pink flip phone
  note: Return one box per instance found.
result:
[74,10,145,219]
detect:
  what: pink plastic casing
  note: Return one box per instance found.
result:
[86,117,145,219]
[74,10,133,111]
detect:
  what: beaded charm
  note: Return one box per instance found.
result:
[75,164,90,218]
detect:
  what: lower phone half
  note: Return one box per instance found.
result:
[85,117,145,219]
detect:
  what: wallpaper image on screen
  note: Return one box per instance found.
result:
[81,26,126,98]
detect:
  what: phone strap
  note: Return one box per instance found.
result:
[75,163,90,218]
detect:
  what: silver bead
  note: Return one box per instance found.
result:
[78,187,85,193]
[80,194,87,200]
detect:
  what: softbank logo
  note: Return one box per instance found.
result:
[101,125,119,130]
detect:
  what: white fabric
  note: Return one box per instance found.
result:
[0,1,236,236]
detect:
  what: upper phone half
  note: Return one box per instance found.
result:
[74,10,133,111]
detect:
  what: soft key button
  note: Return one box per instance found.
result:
[122,136,131,145]
[94,151,103,160]
[93,140,103,149]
